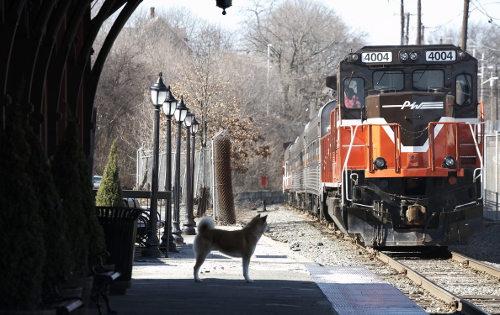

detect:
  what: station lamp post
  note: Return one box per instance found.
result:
[160,85,178,255]
[183,113,196,235]
[144,73,168,258]
[190,117,200,218]
[172,96,189,243]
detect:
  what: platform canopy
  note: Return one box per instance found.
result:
[0,1,219,162]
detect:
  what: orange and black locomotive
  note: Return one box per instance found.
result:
[283,45,483,247]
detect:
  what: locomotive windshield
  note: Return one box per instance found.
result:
[373,71,404,91]
[412,70,444,91]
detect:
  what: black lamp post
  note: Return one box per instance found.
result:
[144,73,168,258]
[190,117,200,219]
[160,85,178,255]
[183,113,196,235]
[172,96,188,243]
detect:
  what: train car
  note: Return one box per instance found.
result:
[283,136,305,206]
[284,101,336,213]
[285,45,483,247]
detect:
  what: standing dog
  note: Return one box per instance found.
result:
[193,214,268,282]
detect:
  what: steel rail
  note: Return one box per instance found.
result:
[450,251,500,279]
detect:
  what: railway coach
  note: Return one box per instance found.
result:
[283,45,483,247]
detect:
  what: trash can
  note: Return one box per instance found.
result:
[96,207,141,283]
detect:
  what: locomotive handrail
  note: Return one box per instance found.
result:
[366,123,401,173]
[427,121,483,173]
[466,122,483,172]
[341,124,361,206]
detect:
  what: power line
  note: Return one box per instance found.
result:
[473,0,500,20]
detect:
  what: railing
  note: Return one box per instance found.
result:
[94,190,172,245]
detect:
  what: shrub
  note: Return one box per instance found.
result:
[96,140,123,207]
[26,130,72,303]
[76,133,106,268]
[51,120,106,276]
[0,105,45,310]
[52,122,90,277]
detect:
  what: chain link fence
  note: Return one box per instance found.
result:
[136,146,213,209]
[211,131,236,224]
[484,131,500,220]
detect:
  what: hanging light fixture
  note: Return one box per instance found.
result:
[216,0,232,15]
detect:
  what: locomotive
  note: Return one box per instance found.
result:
[283,45,483,247]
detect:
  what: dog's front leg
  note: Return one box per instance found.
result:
[242,256,253,283]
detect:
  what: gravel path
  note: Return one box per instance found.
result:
[236,205,454,314]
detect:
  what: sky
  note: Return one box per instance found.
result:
[134,0,500,45]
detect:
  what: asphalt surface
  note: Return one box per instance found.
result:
[106,222,424,315]
[108,235,334,315]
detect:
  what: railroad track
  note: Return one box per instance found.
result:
[374,249,500,314]
[292,207,500,314]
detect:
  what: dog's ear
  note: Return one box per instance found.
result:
[249,214,260,223]
[261,215,268,222]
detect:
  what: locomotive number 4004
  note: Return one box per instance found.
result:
[425,50,456,62]
[361,52,392,63]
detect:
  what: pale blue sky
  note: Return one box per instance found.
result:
[134,0,499,45]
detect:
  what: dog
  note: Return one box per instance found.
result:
[193,214,268,283]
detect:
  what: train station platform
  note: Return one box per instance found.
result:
[108,234,425,315]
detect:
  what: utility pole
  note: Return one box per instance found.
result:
[495,65,499,124]
[490,66,499,126]
[405,13,410,45]
[416,0,422,45]
[400,0,405,45]
[421,25,425,44]
[480,53,485,105]
[266,43,272,116]
[461,0,470,51]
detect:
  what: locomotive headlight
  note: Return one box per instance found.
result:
[350,53,359,62]
[399,51,409,61]
[443,156,456,168]
[410,52,418,60]
[373,157,387,170]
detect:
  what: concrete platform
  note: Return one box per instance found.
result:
[307,265,425,314]
[107,233,425,315]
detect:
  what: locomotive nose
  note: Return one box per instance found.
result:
[366,91,445,148]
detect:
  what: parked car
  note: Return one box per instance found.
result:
[92,175,102,189]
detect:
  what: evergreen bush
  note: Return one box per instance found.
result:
[0,105,45,310]
[96,140,123,207]
[51,120,106,276]
[76,131,106,268]
[26,130,72,303]
[52,122,90,277]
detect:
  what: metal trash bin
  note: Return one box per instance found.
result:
[96,207,141,284]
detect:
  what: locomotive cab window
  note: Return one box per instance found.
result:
[456,74,472,106]
[373,71,404,91]
[343,78,364,109]
[412,70,444,91]
[320,101,336,136]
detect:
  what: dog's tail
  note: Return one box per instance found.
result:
[197,216,214,235]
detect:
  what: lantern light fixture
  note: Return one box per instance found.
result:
[174,96,189,122]
[163,86,178,117]
[150,72,168,106]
